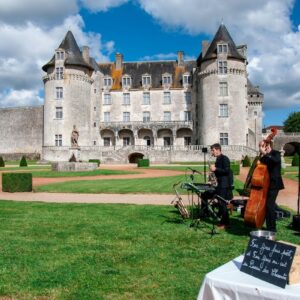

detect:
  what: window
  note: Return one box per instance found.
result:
[122,76,131,88]
[56,51,64,60]
[142,75,151,86]
[219,104,228,117]
[219,82,228,96]
[104,112,110,122]
[163,91,171,104]
[220,133,229,145]
[55,67,63,80]
[104,137,111,147]
[254,111,258,116]
[94,106,96,111]
[184,111,192,121]
[123,93,130,105]
[218,60,227,74]
[185,92,192,104]
[184,137,191,146]
[217,44,228,53]
[94,122,97,127]
[163,111,171,121]
[123,137,130,146]
[123,112,130,122]
[93,141,96,145]
[103,93,111,105]
[164,137,171,146]
[143,92,150,105]
[56,87,63,99]
[183,74,191,85]
[162,74,172,85]
[144,136,151,146]
[94,89,97,94]
[143,111,150,123]
[104,77,112,87]
[55,134,62,146]
[55,107,63,119]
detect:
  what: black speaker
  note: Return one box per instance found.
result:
[292,215,300,232]
[202,147,208,153]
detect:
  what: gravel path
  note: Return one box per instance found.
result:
[0,164,298,211]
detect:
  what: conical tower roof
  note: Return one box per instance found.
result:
[197,24,245,64]
[42,31,94,72]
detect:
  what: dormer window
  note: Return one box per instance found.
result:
[183,74,191,85]
[55,67,63,80]
[56,51,64,60]
[217,44,228,54]
[104,76,112,87]
[162,74,172,86]
[142,74,151,87]
[122,75,132,88]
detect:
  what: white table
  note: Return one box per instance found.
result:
[197,255,300,300]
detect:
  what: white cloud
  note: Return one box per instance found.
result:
[0,89,43,108]
[0,0,78,26]
[137,0,299,111]
[79,0,129,12]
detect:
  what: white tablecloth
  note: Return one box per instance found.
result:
[197,255,300,300]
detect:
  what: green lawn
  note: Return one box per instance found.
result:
[1,168,137,178]
[35,175,245,195]
[0,200,298,300]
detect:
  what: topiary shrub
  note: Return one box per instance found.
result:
[242,155,251,167]
[89,159,101,167]
[2,173,32,192]
[137,159,150,167]
[19,155,28,167]
[292,153,299,166]
[0,156,4,167]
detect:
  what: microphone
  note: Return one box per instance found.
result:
[188,167,201,174]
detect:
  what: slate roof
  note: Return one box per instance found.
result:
[42,31,94,72]
[247,79,263,96]
[98,60,196,90]
[197,24,245,65]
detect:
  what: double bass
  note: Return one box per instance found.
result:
[244,128,278,228]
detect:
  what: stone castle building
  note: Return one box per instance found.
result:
[0,24,263,163]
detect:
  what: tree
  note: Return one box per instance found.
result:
[283,111,300,132]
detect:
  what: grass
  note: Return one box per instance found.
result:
[35,175,245,195]
[0,200,298,300]
[1,168,137,178]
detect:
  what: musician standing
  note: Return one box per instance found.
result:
[259,140,284,232]
[209,143,233,229]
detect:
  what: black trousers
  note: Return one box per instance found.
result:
[265,189,279,232]
[201,188,230,225]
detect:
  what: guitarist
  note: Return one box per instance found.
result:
[259,140,284,232]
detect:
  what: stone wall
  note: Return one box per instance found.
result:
[0,106,43,155]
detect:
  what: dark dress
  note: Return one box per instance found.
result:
[259,149,284,232]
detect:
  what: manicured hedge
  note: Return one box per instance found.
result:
[230,162,240,175]
[2,173,32,192]
[89,159,101,167]
[242,155,251,167]
[19,155,28,167]
[0,156,4,167]
[137,159,150,167]
[292,153,299,166]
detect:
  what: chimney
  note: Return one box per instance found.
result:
[115,52,123,70]
[177,51,184,67]
[202,41,209,57]
[82,46,90,64]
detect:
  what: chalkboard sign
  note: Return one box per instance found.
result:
[241,236,296,288]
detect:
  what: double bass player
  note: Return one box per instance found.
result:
[258,139,284,232]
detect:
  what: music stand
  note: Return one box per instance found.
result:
[202,147,208,183]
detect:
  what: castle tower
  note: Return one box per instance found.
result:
[42,31,94,160]
[195,24,248,146]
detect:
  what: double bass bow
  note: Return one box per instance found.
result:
[244,128,278,228]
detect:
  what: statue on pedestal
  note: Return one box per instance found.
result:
[71,125,79,147]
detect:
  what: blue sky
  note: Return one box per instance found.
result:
[0,0,300,127]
